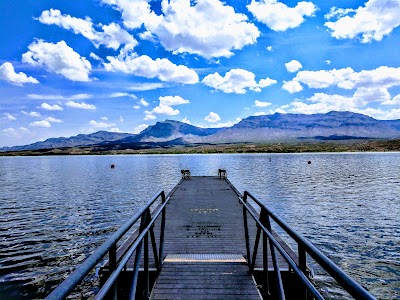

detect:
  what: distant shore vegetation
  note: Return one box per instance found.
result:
[2,139,400,156]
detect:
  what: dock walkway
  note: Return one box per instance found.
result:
[149,176,263,299]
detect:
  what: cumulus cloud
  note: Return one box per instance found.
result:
[22,111,41,117]
[181,117,191,124]
[30,120,51,128]
[282,80,303,93]
[2,127,32,138]
[66,101,96,110]
[39,9,136,51]
[102,0,260,59]
[40,103,63,111]
[3,113,16,121]
[254,100,271,107]
[132,124,149,134]
[0,62,39,86]
[105,54,199,84]
[139,98,149,107]
[286,87,400,118]
[89,120,116,128]
[202,69,276,94]
[45,117,63,123]
[247,0,317,31]
[22,40,92,81]
[325,0,400,43]
[290,66,400,90]
[144,95,189,119]
[204,112,221,123]
[285,60,303,73]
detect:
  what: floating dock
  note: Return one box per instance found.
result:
[46,173,375,300]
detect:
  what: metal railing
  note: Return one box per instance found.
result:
[46,190,168,300]
[240,191,376,300]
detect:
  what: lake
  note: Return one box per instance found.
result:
[0,153,399,299]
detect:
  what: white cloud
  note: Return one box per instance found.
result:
[100,117,108,121]
[0,62,39,86]
[325,0,400,43]
[3,113,16,121]
[159,96,189,106]
[119,116,124,122]
[213,118,242,128]
[40,103,63,111]
[89,120,116,128]
[22,40,92,82]
[109,92,137,99]
[132,124,149,134]
[148,104,180,116]
[254,112,267,116]
[130,82,167,91]
[181,117,191,124]
[202,68,276,94]
[325,60,331,65]
[38,9,136,51]
[109,127,121,133]
[103,0,260,59]
[101,0,153,30]
[144,95,190,117]
[30,120,51,128]
[1,127,32,139]
[105,54,199,84]
[382,94,400,106]
[45,117,63,123]
[205,112,221,123]
[266,46,273,51]
[247,0,317,31]
[285,60,303,73]
[66,101,96,110]
[133,105,141,110]
[292,67,400,90]
[28,93,91,100]
[254,100,271,107]
[282,80,303,93]
[90,53,102,61]
[22,111,41,117]
[144,113,156,120]
[139,98,149,107]
[287,87,399,116]
[138,31,156,42]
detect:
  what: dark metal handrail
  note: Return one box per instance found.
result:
[240,190,376,300]
[46,190,168,300]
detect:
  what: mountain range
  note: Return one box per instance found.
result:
[3,111,400,152]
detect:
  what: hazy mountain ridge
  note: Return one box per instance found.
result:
[1,131,133,152]
[3,111,400,152]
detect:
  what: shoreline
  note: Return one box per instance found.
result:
[2,139,400,156]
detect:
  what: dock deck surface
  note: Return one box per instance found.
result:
[106,176,295,299]
[150,176,262,299]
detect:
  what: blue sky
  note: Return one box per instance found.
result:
[1,0,400,147]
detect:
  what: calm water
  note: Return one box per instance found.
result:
[0,153,399,299]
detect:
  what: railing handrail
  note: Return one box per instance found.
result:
[242,190,375,300]
[46,190,166,300]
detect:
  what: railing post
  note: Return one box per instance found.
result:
[144,209,150,300]
[158,192,166,270]
[109,243,118,299]
[129,213,147,300]
[260,208,271,299]
[242,192,251,269]
[251,226,261,273]
[298,245,308,300]
[265,214,285,300]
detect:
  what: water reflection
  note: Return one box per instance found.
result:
[0,153,399,299]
